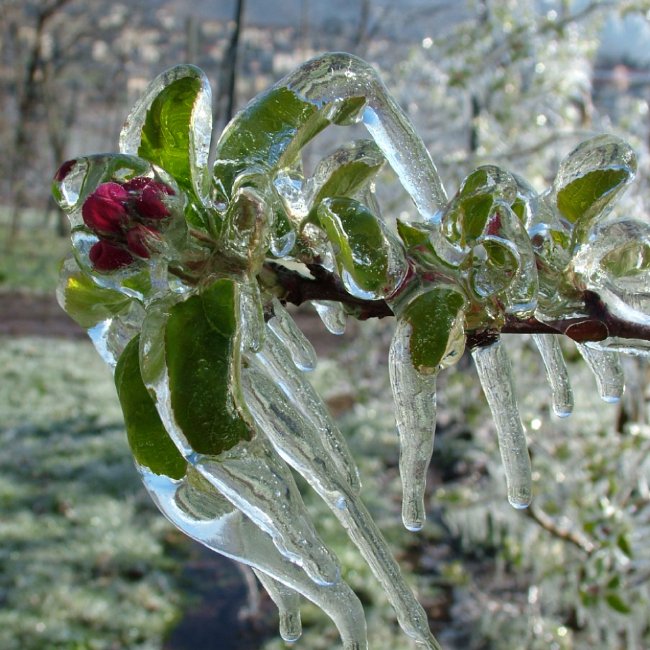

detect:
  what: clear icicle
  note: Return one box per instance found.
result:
[196,437,341,587]
[255,327,361,493]
[576,343,625,403]
[243,352,442,650]
[532,334,574,417]
[140,466,368,650]
[312,299,347,335]
[471,340,533,509]
[388,319,437,531]
[253,569,303,643]
[268,297,318,371]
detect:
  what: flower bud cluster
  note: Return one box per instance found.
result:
[80,177,175,271]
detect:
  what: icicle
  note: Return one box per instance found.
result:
[196,437,341,587]
[242,353,442,650]
[576,343,625,403]
[388,319,437,531]
[471,340,533,509]
[532,334,574,417]
[255,327,361,493]
[311,299,347,335]
[140,466,368,650]
[253,569,303,643]
[267,297,318,371]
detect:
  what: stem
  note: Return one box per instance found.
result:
[265,262,650,347]
[525,504,596,555]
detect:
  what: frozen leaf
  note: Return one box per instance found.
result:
[399,286,466,374]
[307,139,385,221]
[57,258,131,329]
[115,336,187,479]
[120,65,212,203]
[571,220,650,327]
[553,135,636,230]
[317,197,407,298]
[165,278,253,455]
[388,318,438,531]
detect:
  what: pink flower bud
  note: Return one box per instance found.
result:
[82,182,129,235]
[88,239,134,271]
[126,224,160,258]
[125,177,174,221]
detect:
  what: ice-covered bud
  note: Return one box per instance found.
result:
[88,239,134,271]
[54,159,76,183]
[82,182,129,235]
[126,223,159,258]
[125,177,175,220]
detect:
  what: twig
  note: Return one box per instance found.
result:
[265,261,650,348]
[526,504,596,555]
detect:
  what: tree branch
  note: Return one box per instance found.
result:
[265,261,650,348]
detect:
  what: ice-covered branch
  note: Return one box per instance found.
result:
[265,262,650,347]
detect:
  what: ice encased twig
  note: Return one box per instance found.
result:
[471,340,533,509]
[243,339,442,650]
[388,319,437,531]
[532,334,574,417]
[576,343,625,403]
[140,465,367,650]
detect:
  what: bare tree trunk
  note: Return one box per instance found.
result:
[5,0,73,250]
[222,0,246,127]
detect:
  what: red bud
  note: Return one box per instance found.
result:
[126,224,160,258]
[82,182,129,235]
[88,239,134,271]
[54,159,76,182]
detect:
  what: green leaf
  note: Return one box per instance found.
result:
[553,135,636,229]
[214,86,365,197]
[557,169,627,224]
[58,260,131,329]
[402,287,466,373]
[137,75,202,190]
[165,278,253,456]
[307,140,384,222]
[616,532,633,558]
[115,335,187,480]
[605,592,632,615]
[317,197,400,295]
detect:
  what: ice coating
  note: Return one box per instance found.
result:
[282,53,447,219]
[532,334,574,417]
[471,340,533,509]
[196,439,341,587]
[242,345,441,650]
[253,569,303,643]
[576,343,625,403]
[388,319,437,531]
[312,299,347,335]
[255,327,361,493]
[267,297,318,371]
[118,64,213,203]
[140,466,368,650]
